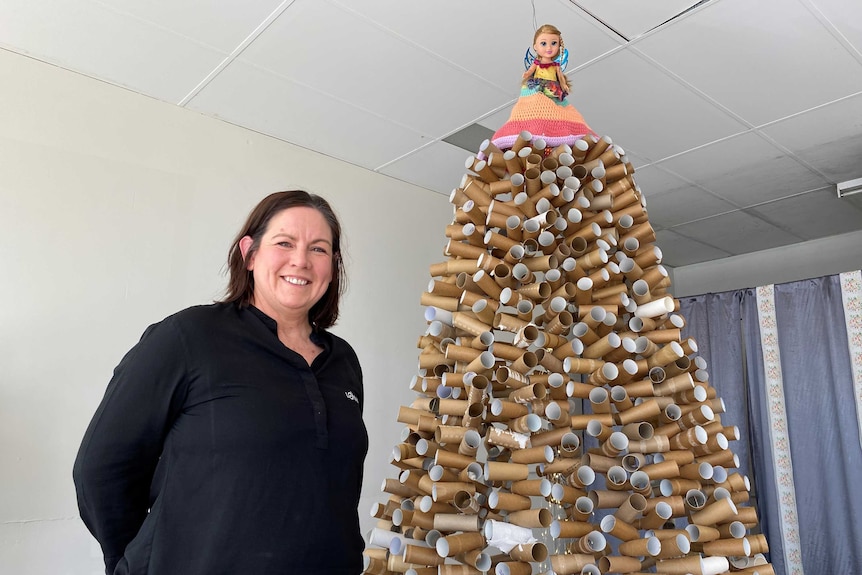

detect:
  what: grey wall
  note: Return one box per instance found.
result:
[670,229,862,297]
[0,49,451,574]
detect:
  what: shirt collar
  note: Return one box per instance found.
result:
[246,304,327,347]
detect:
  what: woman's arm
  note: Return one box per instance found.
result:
[73,318,189,574]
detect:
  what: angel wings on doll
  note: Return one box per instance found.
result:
[490,24,597,151]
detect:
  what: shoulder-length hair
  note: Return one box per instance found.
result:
[221,190,346,330]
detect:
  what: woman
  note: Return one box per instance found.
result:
[74,190,368,575]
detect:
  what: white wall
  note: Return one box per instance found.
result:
[0,49,452,574]
[670,229,862,297]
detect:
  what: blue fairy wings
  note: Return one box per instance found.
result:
[524,46,569,70]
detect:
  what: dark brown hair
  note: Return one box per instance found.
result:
[221,190,345,329]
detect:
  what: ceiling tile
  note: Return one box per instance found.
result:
[90,0,286,52]
[655,228,733,267]
[672,210,803,255]
[657,132,830,206]
[333,0,624,91]
[477,103,514,132]
[0,0,228,103]
[748,187,862,240]
[378,141,470,195]
[644,186,737,229]
[186,59,428,170]
[761,93,862,183]
[574,1,702,39]
[633,0,862,125]
[570,49,746,161]
[630,164,692,197]
[807,0,862,58]
[237,0,511,137]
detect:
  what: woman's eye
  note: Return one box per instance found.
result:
[278,241,293,248]
[312,247,329,254]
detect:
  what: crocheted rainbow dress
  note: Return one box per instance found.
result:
[491,61,597,151]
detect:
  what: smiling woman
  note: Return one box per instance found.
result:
[73,190,368,575]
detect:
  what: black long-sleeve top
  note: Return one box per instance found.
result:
[73,302,368,575]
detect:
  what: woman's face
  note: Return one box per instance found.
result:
[241,206,334,324]
[534,32,561,62]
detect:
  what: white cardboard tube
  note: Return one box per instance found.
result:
[635,296,675,318]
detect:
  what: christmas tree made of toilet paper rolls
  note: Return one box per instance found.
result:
[362,128,775,575]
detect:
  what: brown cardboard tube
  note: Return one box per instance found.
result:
[582,331,622,359]
[616,398,661,425]
[452,311,492,337]
[622,421,654,441]
[551,519,593,540]
[434,449,474,470]
[509,350,538,374]
[618,535,661,558]
[509,542,548,563]
[654,372,694,396]
[690,497,738,526]
[571,413,614,430]
[494,366,530,389]
[638,501,674,530]
[510,444,554,464]
[458,429,483,457]
[600,515,640,542]
[622,377,654,398]
[549,553,595,574]
[640,460,680,480]
[484,461,529,482]
[655,555,705,575]
[530,425,574,447]
[433,513,481,532]
[747,533,769,554]
[599,555,643,573]
[436,531,486,557]
[702,537,751,557]
[507,508,552,528]
[402,543,445,566]
[647,341,685,368]
[452,490,481,514]
[509,413,542,434]
[490,399,528,419]
[615,493,648,524]
[510,478,552,497]
[655,450,696,466]
[539,458,580,476]
[687,523,722,543]
[577,530,607,554]
[487,489,531,511]
[485,426,530,450]
[655,533,691,559]
[495,562,531,575]
[563,357,606,373]
[646,494,686,516]
[444,343,481,364]
[589,489,630,509]
[509,382,547,403]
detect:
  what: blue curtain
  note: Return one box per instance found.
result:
[771,276,862,574]
[679,275,862,575]
[679,290,753,481]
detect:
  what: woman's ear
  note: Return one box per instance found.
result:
[239,236,255,270]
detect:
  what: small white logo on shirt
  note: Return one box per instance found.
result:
[345,391,359,404]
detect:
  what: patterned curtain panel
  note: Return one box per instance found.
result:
[679,271,862,575]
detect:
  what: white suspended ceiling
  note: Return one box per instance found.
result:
[1,0,861,268]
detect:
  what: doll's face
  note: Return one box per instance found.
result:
[534,33,561,62]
